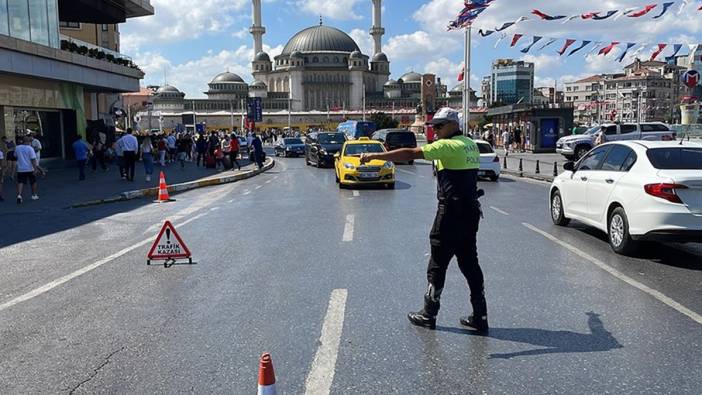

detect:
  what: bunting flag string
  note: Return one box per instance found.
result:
[678,0,689,14]
[568,41,592,57]
[599,41,620,56]
[520,36,542,53]
[538,38,558,51]
[510,34,524,47]
[494,33,508,49]
[628,4,658,18]
[654,2,676,18]
[447,0,496,30]
[557,39,577,55]
[531,10,566,20]
[617,43,637,62]
[650,43,668,61]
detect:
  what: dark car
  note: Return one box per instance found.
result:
[305,132,346,167]
[371,129,418,164]
[274,138,305,157]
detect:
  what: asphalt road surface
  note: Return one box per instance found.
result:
[1,152,701,394]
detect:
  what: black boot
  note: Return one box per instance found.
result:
[459,314,489,334]
[408,285,442,330]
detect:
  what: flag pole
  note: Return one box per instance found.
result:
[463,26,471,135]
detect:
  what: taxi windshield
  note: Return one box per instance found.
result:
[344,143,385,156]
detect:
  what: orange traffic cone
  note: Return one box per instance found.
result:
[154,171,175,203]
[257,353,277,395]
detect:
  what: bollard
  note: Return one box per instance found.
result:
[553,161,558,177]
[535,160,540,174]
[503,155,508,169]
[519,158,523,172]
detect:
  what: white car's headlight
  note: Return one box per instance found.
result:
[343,163,355,169]
[383,162,394,169]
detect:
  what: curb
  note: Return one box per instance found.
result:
[502,169,555,183]
[68,159,276,209]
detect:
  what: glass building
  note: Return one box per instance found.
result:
[490,59,535,106]
[0,0,60,47]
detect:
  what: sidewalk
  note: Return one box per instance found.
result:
[494,148,567,182]
[0,155,262,214]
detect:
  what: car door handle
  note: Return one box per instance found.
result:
[580,177,588,181]
[605,179,614,184]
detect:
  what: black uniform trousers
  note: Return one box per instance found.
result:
[426,199,486,316]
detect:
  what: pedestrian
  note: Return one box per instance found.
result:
[166,132,177,163]
[486,130,495,148]
[2,136,16,183]
[90,131,107,172]
[0,148,4,201]
[250,132,264,169]
[72,134,91,181]
[229,133,241,170]
[29,132,43,165]
[15,135,44,204]
[513,127,523,152]
[208,131,220,157]
[157,136,167,167]
[114,132,126,179]
[121,128,139,182]
[359,107,488,332]
[195,133,207,166]
[501,129,511,153]
[176,134,189,170]
[141,135,155,181]
[214,146,225,170]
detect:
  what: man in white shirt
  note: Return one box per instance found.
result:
[15,136,43,204]
[121,128,139,181]
[166,133,177,163]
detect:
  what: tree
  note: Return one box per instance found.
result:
[370,112,399,130]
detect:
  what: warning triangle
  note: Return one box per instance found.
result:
[147,220,191,260]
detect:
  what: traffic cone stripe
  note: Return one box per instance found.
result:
[155,171,174,202]
[257,353,277,395]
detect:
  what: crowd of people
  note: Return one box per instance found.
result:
[0,127,275,204]
[470,127,527,153]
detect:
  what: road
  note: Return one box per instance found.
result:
[1,151,701,394]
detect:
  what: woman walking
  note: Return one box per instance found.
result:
[229,134,241,170]
[141,135,155,182]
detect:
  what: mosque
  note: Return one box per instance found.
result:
[148,0,476,130]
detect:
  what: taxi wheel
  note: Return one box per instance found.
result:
[408,160,415,165]
[335,172,340,184]
[385,182,395,190]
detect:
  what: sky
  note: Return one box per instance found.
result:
[120,0,702,99]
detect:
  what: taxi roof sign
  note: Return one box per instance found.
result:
[147,220,191,261]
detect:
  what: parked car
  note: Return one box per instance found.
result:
[474,140,501,181]
[556,123,676,161]
[305,132,346,168]
[371,129,418,164]
[274,138,305,157]
[549,141,702,255]
[334,137,395,189]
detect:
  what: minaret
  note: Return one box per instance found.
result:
[370,0,384,55]
[250,0,265,55]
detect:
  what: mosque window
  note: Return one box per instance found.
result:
[334,57,339,63]
[323,56,329,63]
[305,57,309,63]
[313,57,319,63]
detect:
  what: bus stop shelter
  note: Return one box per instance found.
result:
[487,104,574,153]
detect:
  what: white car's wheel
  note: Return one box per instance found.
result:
[550,190,570,226]
[608,207,637,255]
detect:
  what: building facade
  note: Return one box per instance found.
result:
[0,0,152,161]
[565,58,690,124]
[490,59,534,106]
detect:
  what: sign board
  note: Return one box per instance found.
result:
[247,97,263,122]
[196,123,206,133]
[147,221,191,261]
[182,112,196,126]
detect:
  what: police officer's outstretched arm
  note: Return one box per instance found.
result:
[360,147,424,164]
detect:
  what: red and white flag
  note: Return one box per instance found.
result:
[458,64,465,82]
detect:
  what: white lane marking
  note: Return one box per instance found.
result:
[522,223,702,325]
[243,190,251,195]
[396,168,416,175]
[352,190,360,197]
[490,206,510,216]
[210,207,220,212]
[273,176,279,180]
[304,289,348,395]
[227,199,234,203]
[266,179,272,184]
[255,185,263,190]
[342,215,355,242]
[0,213,208,313]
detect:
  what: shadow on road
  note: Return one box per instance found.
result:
[436,312,622,359]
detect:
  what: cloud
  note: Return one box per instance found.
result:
[120,0,249,53]
[294,0,365,20]
[349,28,374,56]
[136,44,283,98]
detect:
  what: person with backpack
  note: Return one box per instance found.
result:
[195,133,207,167]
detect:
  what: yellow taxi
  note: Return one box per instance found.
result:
[334,137,395,189]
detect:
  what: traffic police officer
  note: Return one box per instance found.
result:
[360,107,488,332]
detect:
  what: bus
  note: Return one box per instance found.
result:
[337,121,377,140]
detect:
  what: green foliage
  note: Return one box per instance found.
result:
[370,112,399,130]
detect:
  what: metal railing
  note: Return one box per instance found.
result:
[59,34,132,62]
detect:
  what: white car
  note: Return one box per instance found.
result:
[549,141,702,255]
[475,140,501,182]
